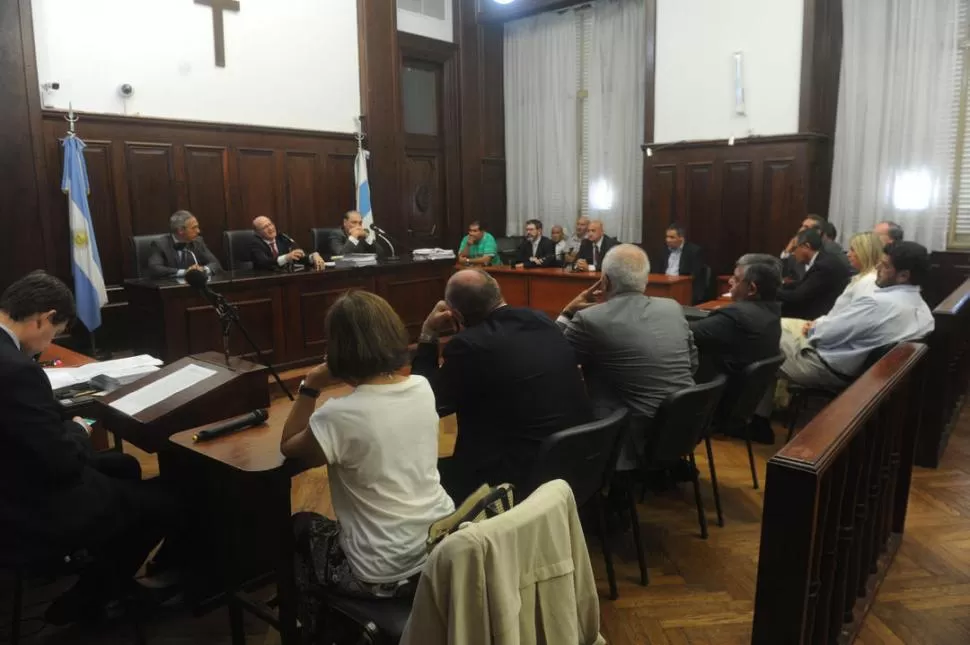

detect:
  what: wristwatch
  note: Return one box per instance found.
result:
[298,379,321,399]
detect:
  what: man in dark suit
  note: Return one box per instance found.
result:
[249,216,324,271]
[781,215,851,279]
[513,219,557,268]
[326,210,380,257]
[662,223,706,303]
[575,219,620,271]
[412,270,592,502]
[147,210,223,279]
[779,228,851,320]
[0,271,176,625]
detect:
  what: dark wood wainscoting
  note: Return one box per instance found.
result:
[37,111,359,351]
[642,134,831,276]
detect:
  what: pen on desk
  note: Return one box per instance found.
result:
[193,409,269,442]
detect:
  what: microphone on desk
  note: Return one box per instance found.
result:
[370,225,400,262]
[185,267,222,308]
[193,409,269,442]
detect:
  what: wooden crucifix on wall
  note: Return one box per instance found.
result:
[195,0,240,67]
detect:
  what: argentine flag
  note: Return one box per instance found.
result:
[355,147,376,245]
[62,136,107,332]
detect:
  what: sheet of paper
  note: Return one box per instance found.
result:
[109,364,218,416]
[44,368,82,390]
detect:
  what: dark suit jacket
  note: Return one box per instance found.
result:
[690,300,781,379]
[248,234,311,271]
[411,307,592,501]
[663,241,706,303]
[784,239,852,280]
[778,250,851,320]
[327,230,378,258]
[146,235,222,279]
[513,236,557,268]
[576,236,620,267]
[0,333,124,562]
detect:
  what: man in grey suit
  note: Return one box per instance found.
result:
[146,210,222,279]
[557,244,697,428]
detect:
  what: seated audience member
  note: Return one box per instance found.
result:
[551,224,569,261]
[690,253,782,382]
[249,216,324,271]
[558,244,697,432]
[662,223,706,303]
[0,271,177,625]
[750,241,935,443]
[778,228,851,320]
[147,210,223,279]
[874,220,904,247]
[280,291,454,603]
[513,219,557,268]
[412,270,591,502]
[575,220,620,272]
[457,220,500,267]
[781,215,850,278]
[564,216,590,264]
[328,210,378,257]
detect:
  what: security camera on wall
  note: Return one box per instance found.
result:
[119,84,134,98]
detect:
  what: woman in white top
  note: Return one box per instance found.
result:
[783,232,884,338]
[280,290,454,607]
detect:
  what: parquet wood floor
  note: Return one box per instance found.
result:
[8,389,970,645]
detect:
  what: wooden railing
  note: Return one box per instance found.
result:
[751,342,928,644]
[916,277,970,467]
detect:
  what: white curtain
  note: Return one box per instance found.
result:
[587,0,646,243]
[829,0,959,250]
[504,11,579,235]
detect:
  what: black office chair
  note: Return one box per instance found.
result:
[130,233,168,278]
[311,227,344,260]
[223,229,255,271]
[785,342,898,442]
[495,236,523,266]
[718,354,785,492]
[639,374,728,540]
[525,408,639,600]
[313,590,413,645]
[694,265,712,304]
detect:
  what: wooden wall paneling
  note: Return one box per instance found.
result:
[184,145,231,262]
[125,142,178,235]
[286,274,375,358]
[233,147,278,230]
[283,151,319,241]
[480,158,507,236]
[321,153,357,230]
[376,264,449,339]
[720,160,754,274]
[480,26,505,159]
[799,0,843,136]
[760,157,799,258]
[78,141,124,286]
[684,160,715,240]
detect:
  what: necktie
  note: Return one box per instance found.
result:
[593,244,599,267]
[270,240,279,256]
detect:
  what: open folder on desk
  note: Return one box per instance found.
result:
[45,354,163,391]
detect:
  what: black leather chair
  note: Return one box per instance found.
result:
[719,354,785,492]
[130,233,168,278]
[785,342,899,442]
[223,229,255,271]
[311,227,344,260]
[525,408,638,600]
[694,264,712,304]
[495,236,524,266]
[639,374,728,540]
[316,590,413,645]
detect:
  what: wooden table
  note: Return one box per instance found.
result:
[696,297,733,311]
[125,259,456,368]
[483,266,693,320]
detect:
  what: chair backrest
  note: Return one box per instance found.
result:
[130,233,169,278]
[525,408,630,506]
[223,229,255,271]
[695,264,713,303]
[495,236,523,265]
[643,374,728,467]
[723,354,785,424]
[311,227,343,259]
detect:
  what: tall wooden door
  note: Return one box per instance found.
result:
[400,58,447,249]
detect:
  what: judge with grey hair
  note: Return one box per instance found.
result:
[146,210,222,279]
[557,244,697,424]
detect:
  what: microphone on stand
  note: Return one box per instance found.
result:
[278,232,299,272]
[185,267,224,309]
[370,225,400,262]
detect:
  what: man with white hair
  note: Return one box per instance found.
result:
[557,244,697,424]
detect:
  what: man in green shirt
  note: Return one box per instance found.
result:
[457,221,500,266]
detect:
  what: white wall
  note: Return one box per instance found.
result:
[32,0,361,133]
[654,0,803,143]
[398,4,454,43]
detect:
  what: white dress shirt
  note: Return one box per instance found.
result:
[815,271,877,324]
[0,322,21,350]
[531,237,540,258]
[809,284,934,375]
[666,247,682,277]
[555,239,568,258]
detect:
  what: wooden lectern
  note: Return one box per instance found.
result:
[96,351,269,453]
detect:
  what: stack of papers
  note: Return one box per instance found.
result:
[44,354,163,390]
[335,253,378,268]
[413,248,456,261]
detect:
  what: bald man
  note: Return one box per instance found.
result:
[575,220,620,271]
[412,269,591,501]
[248,216,324,271]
